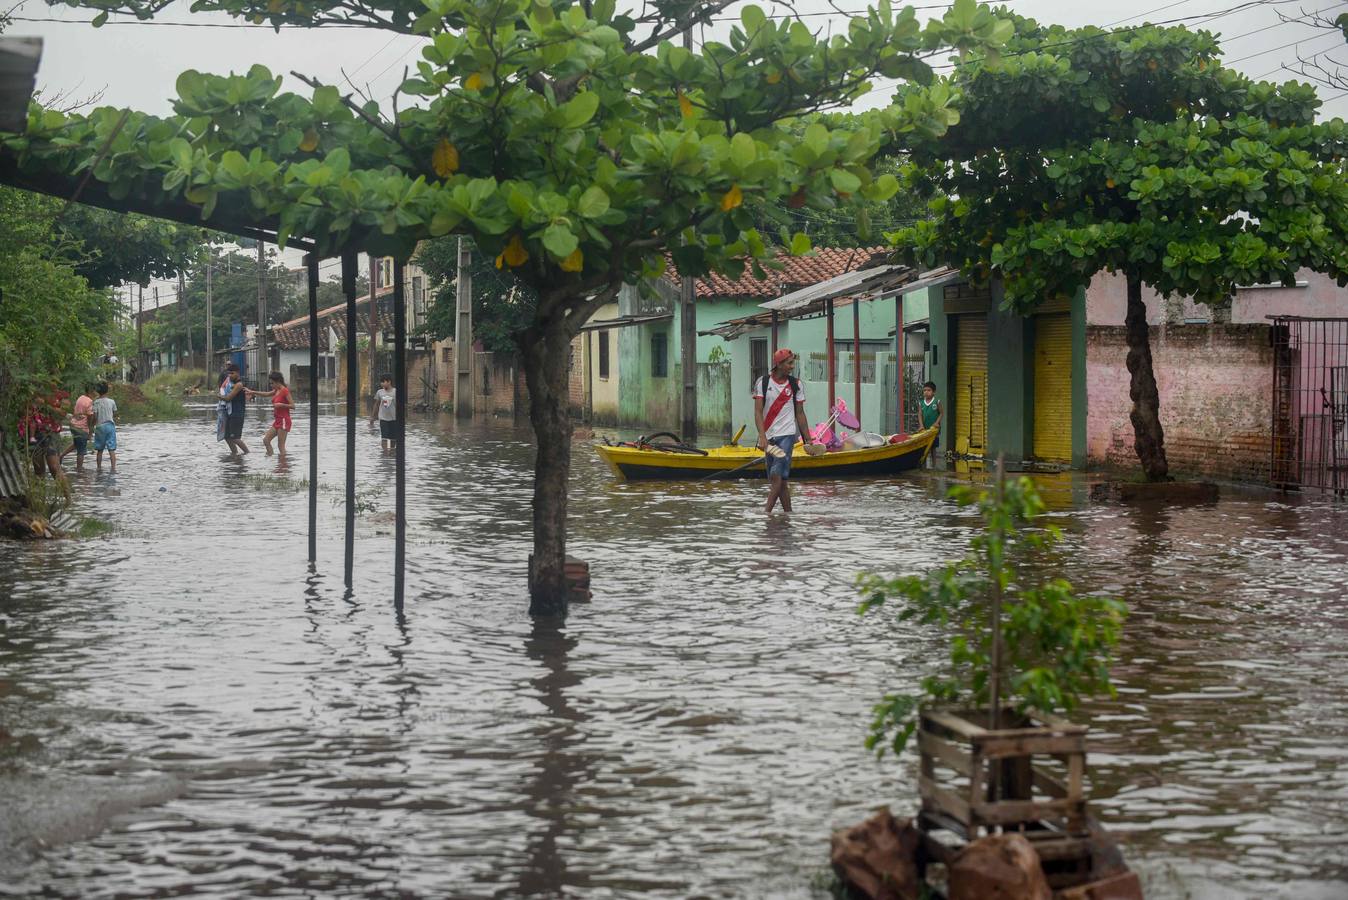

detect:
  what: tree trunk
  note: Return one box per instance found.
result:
[1124,272,1169,481]
[520,315,575,617]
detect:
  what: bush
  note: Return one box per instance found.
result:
[108,381,187,423]
[141,369,209,397]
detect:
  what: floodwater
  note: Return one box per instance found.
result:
[1,406,1346,899]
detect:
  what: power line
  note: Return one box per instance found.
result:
[1225,26,1345,63]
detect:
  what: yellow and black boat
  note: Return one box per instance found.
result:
[595,428,938,481]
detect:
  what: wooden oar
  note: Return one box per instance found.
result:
[698,455,767,482]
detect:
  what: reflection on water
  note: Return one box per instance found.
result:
[1,407,1346,898]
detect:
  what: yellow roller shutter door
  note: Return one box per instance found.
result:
[953,315,988,457]
[1033,313,1073,462]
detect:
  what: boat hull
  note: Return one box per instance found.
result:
[595,429,937,481]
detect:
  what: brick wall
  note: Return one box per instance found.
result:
[1087,324,1273,483]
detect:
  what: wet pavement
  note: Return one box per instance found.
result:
[1,405,1346,899]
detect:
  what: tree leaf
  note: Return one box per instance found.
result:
[542,223,578,258]
[577,185,610,218]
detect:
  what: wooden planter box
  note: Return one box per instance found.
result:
[916,707,1093,887]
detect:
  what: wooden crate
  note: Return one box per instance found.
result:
[915,707,1092,886]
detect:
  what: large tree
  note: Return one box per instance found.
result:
[5,0,1009,612]
[414,237,536,353]
[893,18,1348,480]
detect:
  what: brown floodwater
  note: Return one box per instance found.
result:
[1,406,1345,899]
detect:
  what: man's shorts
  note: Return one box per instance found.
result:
[765,434,796,479]
[225,415,244,440]
[93,422,117,451]
[379,419,399,441]
[72,430,89,454]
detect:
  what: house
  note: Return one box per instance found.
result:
[909,268,1348,489]
[695,248,913,437]
[267,257,437,404]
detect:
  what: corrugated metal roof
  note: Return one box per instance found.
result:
[759,263,912,312]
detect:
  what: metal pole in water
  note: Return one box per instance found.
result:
[307,254,320,566]
[393,259,407,611]
[342,251,358,588]
[853,297,862,424]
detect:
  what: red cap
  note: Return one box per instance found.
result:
[772,347,794,366]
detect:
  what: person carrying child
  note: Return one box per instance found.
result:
[247,372,295,456]
[220,364,250,456]
[752,348,811,515]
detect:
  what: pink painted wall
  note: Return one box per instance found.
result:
[1087,270,1348,326]
[1086,325,1274,482]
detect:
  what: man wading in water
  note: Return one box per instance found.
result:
[753,348,811,515]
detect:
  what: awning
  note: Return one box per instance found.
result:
[759,263,912,313]
[578,312,673,332]
[890,266,959,296]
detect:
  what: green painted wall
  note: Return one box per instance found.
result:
[987,281,1034,465]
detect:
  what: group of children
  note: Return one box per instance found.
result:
[214,365,400,458]
[22,382,119,481]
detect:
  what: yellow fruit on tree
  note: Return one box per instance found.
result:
[720,184,743,211]
[432,138,459,177]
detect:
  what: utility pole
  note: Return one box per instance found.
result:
[136,284,144,383]
[256,239,267,385]
[153,286,160,373]
[369,254,379,392]
[454,237,473,418]
[179,270,190,367]
[678,21,698,444]
[205,258,214,380]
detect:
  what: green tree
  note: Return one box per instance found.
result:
[857,471,1125,756]
[415,237,536,353]
[57,205,209,289]
[0,187,119,446]
[5,0,1009,612]
[893,19,1348,480]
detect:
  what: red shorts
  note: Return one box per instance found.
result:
[272,413,292,432]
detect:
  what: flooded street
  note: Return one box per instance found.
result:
[1,405,1346,899]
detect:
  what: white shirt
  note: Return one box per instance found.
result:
[376,388,397,421]
[752,375,805,441]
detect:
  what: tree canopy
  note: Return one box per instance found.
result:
[891,17,1348,479]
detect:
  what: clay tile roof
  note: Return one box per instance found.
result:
[666,246,889,299]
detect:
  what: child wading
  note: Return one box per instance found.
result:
[67,385,94,472]
[248,372,295,456]
[752,348,811,515]
[370,375,398,450]
[91,382,118,473]
[920,380,943,466]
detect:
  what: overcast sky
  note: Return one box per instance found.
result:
[8,0,1348,305]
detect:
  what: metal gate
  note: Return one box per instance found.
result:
[1271,316,1348,495]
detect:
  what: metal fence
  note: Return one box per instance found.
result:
[1271,316,1348,496]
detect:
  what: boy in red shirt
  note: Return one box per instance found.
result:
[752,348,811,514]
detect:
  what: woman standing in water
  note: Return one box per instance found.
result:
[247,372,295,456]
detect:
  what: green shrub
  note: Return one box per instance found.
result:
[141,369,209,397]
[856,470,1126,757]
